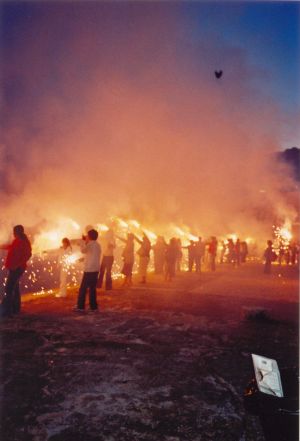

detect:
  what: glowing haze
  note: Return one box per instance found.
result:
[1,3,299,245]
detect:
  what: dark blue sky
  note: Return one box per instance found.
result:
[184,2,299,114]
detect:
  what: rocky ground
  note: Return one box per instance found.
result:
[0,263,298,441]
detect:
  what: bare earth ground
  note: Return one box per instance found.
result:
[0,263,298,441]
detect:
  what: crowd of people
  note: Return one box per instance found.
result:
[0,224,299,317]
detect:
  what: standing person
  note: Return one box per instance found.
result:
[165,238,178,282]
[278,242,285,265]
[290,243,298,265]
[208,236,218,271]
[263,240,276,274]
[220,240,226,263]
[136,233,151,284]
[194,237,205,272]
[175,239,183,272]
[152,236,167,274]
[98,228,116,290]
[0,225,32,318]
[119,233,135,287]
[184,240,196,272]
[235,239,241,266]
[56,237,72,298]
[240,241,248,263]
[227,239,235,264]
[75,229,101,312]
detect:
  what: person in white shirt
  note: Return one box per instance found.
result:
[98,228,116,290]
[75,229,101,311]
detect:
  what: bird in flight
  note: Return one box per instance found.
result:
[215,70,223,79]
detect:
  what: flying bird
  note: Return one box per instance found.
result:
[215,70,223,79]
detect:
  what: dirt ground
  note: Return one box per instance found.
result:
[0,263,298,441]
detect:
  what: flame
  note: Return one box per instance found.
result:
[187,233,198,241]
[116,218,129,229]
[32,217,82,253]
[143,228,157,241]
[70,219,80,231]
[33,230,61,252]
[97,223,109,232]
[278,227,292,242]
[129,219,141,229]
[64,252,81,265]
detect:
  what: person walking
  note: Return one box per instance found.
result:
[75,229,101,312]
[0,225,32,318]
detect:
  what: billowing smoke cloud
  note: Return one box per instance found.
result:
[1,3,298,244]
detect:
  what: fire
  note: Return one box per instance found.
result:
[143,228,157,241]
[274,222,293,244]
[97,223,109,232]
[129,219,141,229]
[70,220,80,231]
[278,227,292,242]
[64,252,81,266]
[116,218,129,229]
[33,230,61,252]
[187,233,198,241]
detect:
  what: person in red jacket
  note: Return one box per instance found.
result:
[0,225,32,317]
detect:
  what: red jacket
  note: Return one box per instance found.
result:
[5,237,32,270]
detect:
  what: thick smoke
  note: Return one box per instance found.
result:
[1,3,298,243]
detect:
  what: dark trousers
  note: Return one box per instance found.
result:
[98,256,114,289]
[2,268,25,317]
[77,272,99,310]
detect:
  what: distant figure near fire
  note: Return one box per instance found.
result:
[56,237,72,298]
[165,238,178,282]
[195,237,205,272]
[0,225,32,318]
[175,239,183,272]
[208,236,218,271]
[184,241,196,272]
[263,240,277,274]
[235,239,241,266]
[75,229,101,312]
[152,236,167,274]
[136,233,151,284]
[118,233,135,287]
[98,228,116,291]
[240,241,248,263]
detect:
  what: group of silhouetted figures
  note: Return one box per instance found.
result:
[0,224,299,317]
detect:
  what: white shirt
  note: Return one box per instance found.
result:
[81,240,101,272]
